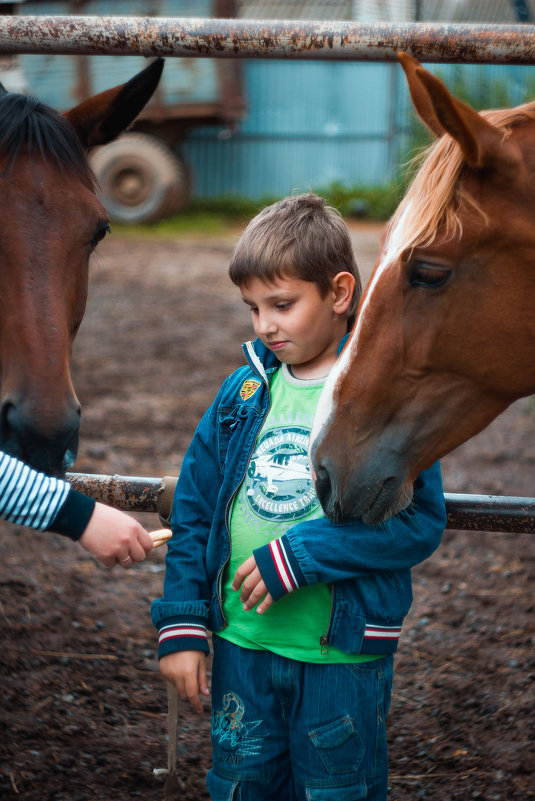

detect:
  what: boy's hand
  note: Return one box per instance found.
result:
[232,555,274,613]
[159,651,209,714]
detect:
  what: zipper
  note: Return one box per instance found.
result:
[320,584,335,654]
[216,367,273,623]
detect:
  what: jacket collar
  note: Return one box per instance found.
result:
[338,333,349,355]
[241,338,280,382]
[242,335,350,382]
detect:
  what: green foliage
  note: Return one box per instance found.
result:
[188,195,277,220]
[110,182,405,236]
[316,181,404,221]
[110,210,234,237]
[188,186,403,222]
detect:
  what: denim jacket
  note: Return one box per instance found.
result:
[151,338,447,659]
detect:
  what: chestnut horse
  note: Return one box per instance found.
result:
[311,52,535,525]
[0,58,163,476]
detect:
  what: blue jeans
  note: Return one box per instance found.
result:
[207,637,393,801]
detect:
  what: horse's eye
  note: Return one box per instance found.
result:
[90,221,111,249]
[408,262,451,289]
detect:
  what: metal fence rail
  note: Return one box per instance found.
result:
[66,473,535,534]
[2,17,535,63]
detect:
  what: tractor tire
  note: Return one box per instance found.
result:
[89,132,190,224]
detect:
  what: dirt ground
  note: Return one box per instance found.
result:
[0,222,533,800]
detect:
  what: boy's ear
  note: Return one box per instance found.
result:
[332,272,356,315]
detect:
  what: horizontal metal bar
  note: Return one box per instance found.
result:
[444,493,535,533]
[66,473,535,533]
[1,17,535,63]
[67,472,162,513]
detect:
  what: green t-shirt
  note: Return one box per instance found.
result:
[217,364,380,664]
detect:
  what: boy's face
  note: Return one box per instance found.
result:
[240,275,347,378]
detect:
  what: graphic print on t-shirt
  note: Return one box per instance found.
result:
[242,412,320,524]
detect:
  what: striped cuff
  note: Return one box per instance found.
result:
[253,535,307,601]
[158,615,210,659]
[361,622,402,655]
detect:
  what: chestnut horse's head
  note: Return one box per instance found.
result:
[0,58,163,476]
[311,53,535,525]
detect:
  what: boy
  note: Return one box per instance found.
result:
[152,193,447,800]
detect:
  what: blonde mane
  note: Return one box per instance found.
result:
[387,102,535,261]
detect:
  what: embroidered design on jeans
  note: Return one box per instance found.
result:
[212,692,263,762]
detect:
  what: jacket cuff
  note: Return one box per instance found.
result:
[253,535,308,601]
[158,615,210,659]
[45,488,96,541]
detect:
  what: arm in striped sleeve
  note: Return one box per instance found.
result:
[253,535,308,601]
[254,463,446,596]
[0,450,95,539]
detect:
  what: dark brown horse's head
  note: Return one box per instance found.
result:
[0,58,163,475]
[311,53,535,524]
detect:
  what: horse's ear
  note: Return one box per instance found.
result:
[398,52,445,138]
[399,52,519,171]
[63,57,164,149]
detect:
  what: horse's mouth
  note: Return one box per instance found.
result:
[319,472,413,525]
[360,479,414,525]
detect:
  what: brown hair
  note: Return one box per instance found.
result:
[229,193,362,330]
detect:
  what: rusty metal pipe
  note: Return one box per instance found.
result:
[67,472,161,513]
[444,493,535,533]
[66,473,535,533]
[2,18,535,64]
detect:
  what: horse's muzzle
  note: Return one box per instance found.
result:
[0,397,81,477]
[313,441,411,525]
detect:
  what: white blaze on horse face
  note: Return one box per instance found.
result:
[309,201,412,456]
[309,336,353,457]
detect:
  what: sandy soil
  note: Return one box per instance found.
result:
[0,222,533,800]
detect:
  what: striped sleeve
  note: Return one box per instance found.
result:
[0,451,71,530]
[0,450,95,539]
[253,535,308,601]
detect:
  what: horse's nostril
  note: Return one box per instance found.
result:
[314,461,332,503]
[0,400,19,452]
[315,462,327,481]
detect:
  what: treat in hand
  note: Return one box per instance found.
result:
[150,529,172,549]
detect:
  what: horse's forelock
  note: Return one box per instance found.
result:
[388,103,535,264]
[0,90,93,186]
[387,135,464,264]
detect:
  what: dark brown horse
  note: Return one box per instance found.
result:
[311,53,535,525]
[0,58,163,476]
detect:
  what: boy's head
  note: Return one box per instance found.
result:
[229,193,362,331]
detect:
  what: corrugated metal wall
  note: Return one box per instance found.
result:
[183,61,404,198]
[182,60,535,200]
